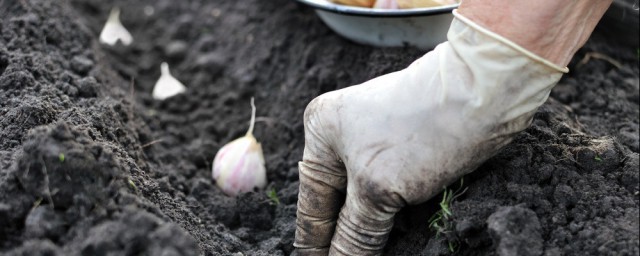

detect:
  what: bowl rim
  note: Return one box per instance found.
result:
[295,0,459,17]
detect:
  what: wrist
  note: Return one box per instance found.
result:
[451,10,568,73]
[457,0,613,67]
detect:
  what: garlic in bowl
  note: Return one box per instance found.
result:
[329,0,457,9]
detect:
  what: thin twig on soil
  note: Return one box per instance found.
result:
[31,197,43,210]
[128,76,136,120]
[39,157,55,210]
[141,139,164,148]
[577,52,623,69]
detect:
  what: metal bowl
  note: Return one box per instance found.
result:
[296,0,458,49]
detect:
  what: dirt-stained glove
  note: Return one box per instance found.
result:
[293,10,570,255]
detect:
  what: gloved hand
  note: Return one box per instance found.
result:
[294,0,612,255]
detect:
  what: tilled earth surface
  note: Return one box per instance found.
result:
[0,0,638,255]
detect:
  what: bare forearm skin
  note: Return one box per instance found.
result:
[458,0,613,67]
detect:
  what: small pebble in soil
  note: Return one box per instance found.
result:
[77,76,98,98]
[25,205,67,240]
[70,55,94,75]
[194,52,226,77]
[164,41,188,60]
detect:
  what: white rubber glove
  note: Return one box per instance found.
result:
[294,11,569,255]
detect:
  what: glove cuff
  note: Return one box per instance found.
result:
[452,10,569,74]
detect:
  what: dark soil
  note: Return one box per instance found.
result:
[0,0,638,255]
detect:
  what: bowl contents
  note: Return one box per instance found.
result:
[329,0,458,9]
[329,0,375,7]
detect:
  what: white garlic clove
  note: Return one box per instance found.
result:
[212,98,267,196]
[373,0,398,9]
[212,135,267,196]
[152,62,187,100]
[99,8,133,46]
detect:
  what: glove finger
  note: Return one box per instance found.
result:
[329,192,400,255]
[295,93,347,254]
[294,160,347,254]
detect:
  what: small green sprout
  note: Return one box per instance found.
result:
[448,240,457,253]
[428,178,467,253]
[594,155,602,162]
[128,178,138,192]
[58,153,65,163]
[266,188,280,206]
[33,197,43,208]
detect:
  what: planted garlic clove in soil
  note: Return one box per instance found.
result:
[212,98,267,197]
[99,8,133,46]
[152,62,187,100]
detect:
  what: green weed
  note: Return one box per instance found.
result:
[128,178,138,192]
[267,188,280,206]
[428,178,468,253]
[594,155,602,162]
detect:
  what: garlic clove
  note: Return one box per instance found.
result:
[329,0,376,7]
[212,98,267,196]
[212,135,267,196]
[152,62,187,100]
[373,0,399,9]
[99,8,133,46]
